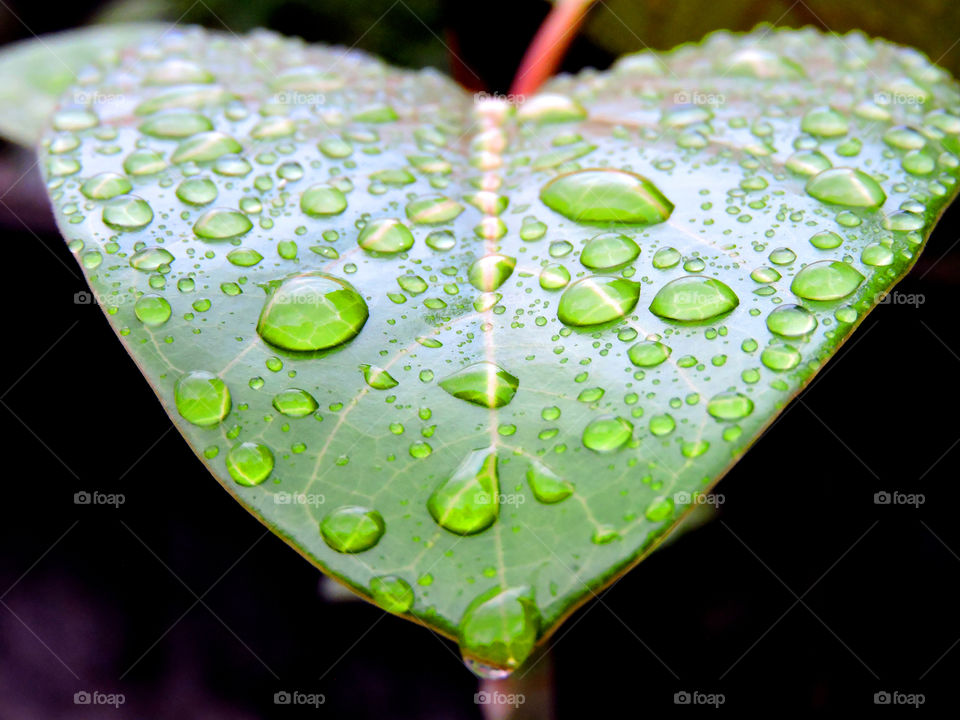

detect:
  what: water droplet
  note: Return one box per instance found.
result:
[140,111,213,138]
[540,170,673,224]
[272,388,319,417]
[468,254,516,291]
[768,247,796,265]
[459,586,539,671]
[801,106,849,137]
[628,340,672,367]
[526,460,573,503]
[648,276,739,322]
[557,276,641,326]
[103,195,153,230]
[226,248,263,267]
[321,506,385,552]
[360,364,398,390]
[439,362,518,408]
[809,230,843,249]
[370,575,414,613]
[861,243,894,267]
[174,371,230,427]
[791,260,864,301]
[257,273,368,351]
[130,247,174,271]
[300,185,347,216]
[580,232,640,269]
[134,294,171,325]
[761,344,801,371]
[805,168,886,208]
[707,392,754,421]
[539,264,570,290]
[652,247,681,269]
[357,218,414,254]
[428,447,499,535]
[81,172,131,200]
[171,131,242,163]
[194,208,252,239]
[518,93,586,123]
[226,442,274,486]
[582,415,632,452]
[766,304,817,337]
[405,195,464,224]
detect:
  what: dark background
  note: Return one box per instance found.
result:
[2,0,960,716]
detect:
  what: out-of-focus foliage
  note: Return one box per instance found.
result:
[580,0,960,77]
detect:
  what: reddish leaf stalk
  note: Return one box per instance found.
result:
[509,0,597,97]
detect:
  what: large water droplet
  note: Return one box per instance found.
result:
[540,170,673,224]
[526,460,573,503]
[370,575,414,613]
[272,388,319,417]
[648,276,739,322]
[628,340,672,367]
[805,168,886,208]
[103,195,153,230]
[300,185,348,216]
[360,364,398,390]
[766,304,817,337]
[257,273,368,351]
[174,371,231,427]
[791,260,864,301]
[459,586,540,672]
[582,415,632,452]
[468,254,516,291]
[428,447,500,535]
[707,392,754,421]
[580,232,640,269]
[405,195,464,224]
[226,442,274,486]
[194,208,252,239]
[800,106,849,137]
[557,276,641,326]
[439,362,518,408]
[357,218,414,254]
[81,172,131,200]
[321,506,385,552]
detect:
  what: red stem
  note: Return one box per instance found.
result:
[509,0,597,97]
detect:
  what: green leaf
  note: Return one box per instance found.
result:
[0,23,170,146]
[31,25,960,672]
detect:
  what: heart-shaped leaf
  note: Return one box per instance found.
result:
[33,25,960,671]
